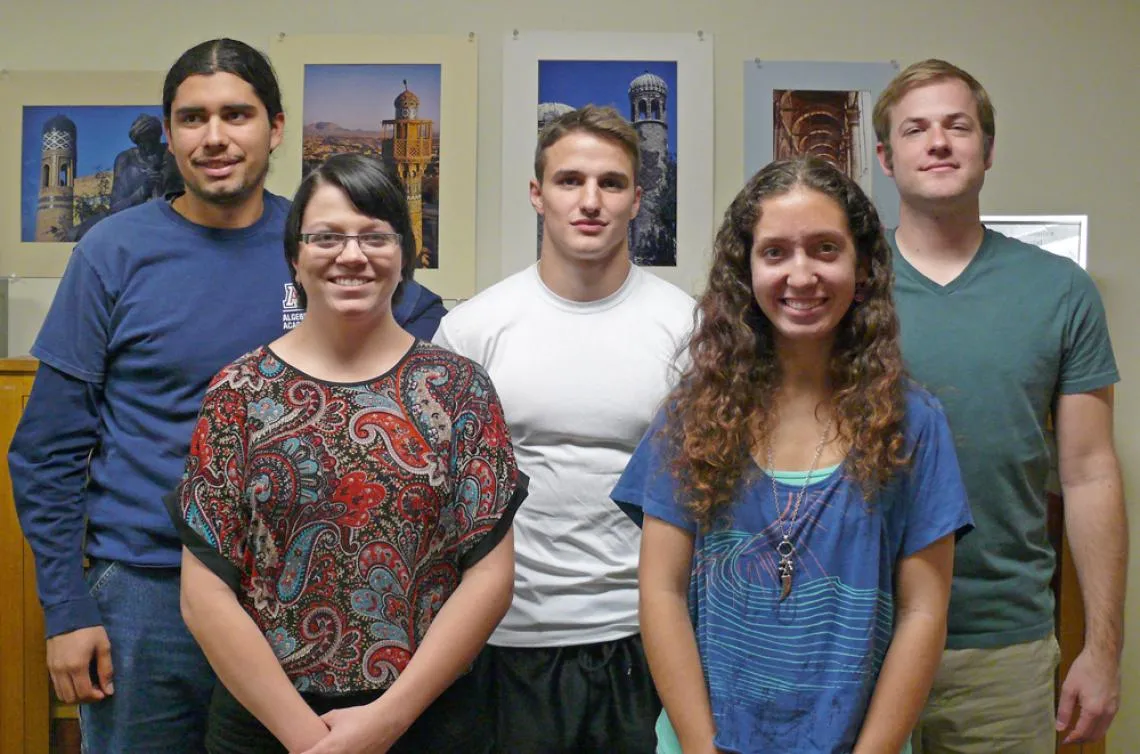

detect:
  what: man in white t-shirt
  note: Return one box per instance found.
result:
[434,104,694,753]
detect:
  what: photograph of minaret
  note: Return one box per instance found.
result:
[20,105,178,243]
[302,64,442,269]
[537,60,678,266]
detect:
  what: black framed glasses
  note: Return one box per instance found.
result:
[299,232,402,255]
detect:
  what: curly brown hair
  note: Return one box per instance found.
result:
[667,156,910,529]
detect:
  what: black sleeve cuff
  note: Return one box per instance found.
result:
[162,487,244,593]
[458,470,530,570]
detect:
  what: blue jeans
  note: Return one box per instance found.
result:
[79,558,216,753]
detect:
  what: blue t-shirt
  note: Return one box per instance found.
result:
[611,388,973,754]
[9,193,299,636]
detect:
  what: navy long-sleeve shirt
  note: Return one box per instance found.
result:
[8,194,294,637]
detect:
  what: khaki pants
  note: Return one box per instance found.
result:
[912,637,1060,754]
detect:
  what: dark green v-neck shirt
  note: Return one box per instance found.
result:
[890,228,1118,649]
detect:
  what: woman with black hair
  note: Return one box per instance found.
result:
[169,154,526,753]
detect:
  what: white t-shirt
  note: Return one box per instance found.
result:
[433,263,694,646]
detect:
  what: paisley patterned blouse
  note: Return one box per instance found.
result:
[169,342,526,695]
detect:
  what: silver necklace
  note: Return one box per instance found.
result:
[766,418,832,601]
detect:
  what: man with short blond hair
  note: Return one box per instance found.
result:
[434,104,693,752]
[876,59,1126,753]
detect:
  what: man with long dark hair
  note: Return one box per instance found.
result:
[9,38,296,752]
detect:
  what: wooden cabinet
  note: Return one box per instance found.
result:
[0,358,50,754]
[0,358,78,754]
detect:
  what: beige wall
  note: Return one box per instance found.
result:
[3,0,1137,748]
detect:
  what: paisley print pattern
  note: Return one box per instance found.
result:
[177,342,521,694]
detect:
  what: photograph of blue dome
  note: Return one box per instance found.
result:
[537,60,678,267]
[21,105,176,243]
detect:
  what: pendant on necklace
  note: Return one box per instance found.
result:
[777,541,795,601]
[775,552,793,597]
[779,560,793,601]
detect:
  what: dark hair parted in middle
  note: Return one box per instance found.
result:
[665,156,910,529]
[284,153,417,310]
[162,38,283,122]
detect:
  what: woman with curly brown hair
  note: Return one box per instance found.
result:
[612,156,973,754]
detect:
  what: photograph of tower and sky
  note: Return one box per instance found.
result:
[21,105,174,243]
[537,60,678,266]
[303,63,442,269]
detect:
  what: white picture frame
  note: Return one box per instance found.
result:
[269,33,480,300]
[981,214,1088,269]
[500,31,715,295]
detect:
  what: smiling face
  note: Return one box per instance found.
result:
[293,182,403,322]
[750,186,861,350]
[164,71,283,211]
[530,130,642,267]
[877,77,992,210]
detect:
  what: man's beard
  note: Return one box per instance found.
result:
[184,158,270,206]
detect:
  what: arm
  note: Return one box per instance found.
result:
[302,530,516,754]
[1054,386,1126,743]
[181,548,328,752]
[640,515,718,754]
[853,534,955,754]
[8,363,112,703]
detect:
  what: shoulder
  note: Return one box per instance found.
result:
[986,229,1103,308]
[263,191,293,218]
[206,345,282,394]
[627,267,697,330]
[410,339,481,368]
[901,382,950,439]
[405,341,500,400]
[65,200,174,284]
[986,228,1083,281]
[434,268,535,344]
[454,268,536,318]
[631,267,696,308]
[72,200,168,257]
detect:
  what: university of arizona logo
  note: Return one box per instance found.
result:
[282,283,304,330]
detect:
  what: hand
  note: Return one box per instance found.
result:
[1056,647,1121,743]
[298,702,410,754]
[46,626,114,703]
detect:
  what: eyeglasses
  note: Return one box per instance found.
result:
[299,232,402,255]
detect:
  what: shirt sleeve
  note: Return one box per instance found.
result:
[1059,267,1119,395]
[163,370,251,591]
[30,246,114,384]
[8,363,104,637]
[450,365,528,569]
[610,408,697,533]
[896,394,975,559]
[402,290,448,342]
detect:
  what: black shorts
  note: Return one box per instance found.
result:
[205,665,493,754]
[474,634,661,754]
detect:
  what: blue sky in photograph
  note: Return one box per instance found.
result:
[538,60,677,155]
[304,64,441,130]
[21,105,164,241]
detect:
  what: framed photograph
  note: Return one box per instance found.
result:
[0,70,167,276]
[743,61,899,229]
[270,34,478,299]
[501,31,715,295]
[981,215,1088,269]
